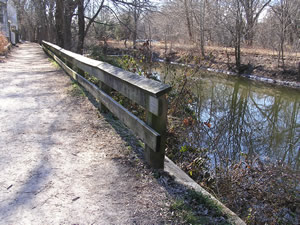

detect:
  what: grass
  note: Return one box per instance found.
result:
[188,190,224,217]
[68,81,86,97]
[108,40,300,58]
[137,140,145,149]
[167,186,231,224]
[47,58,85,97]
[47,58,86,97]
[170,199,204,224]
[48,58,60,69]
[169,194,231,225]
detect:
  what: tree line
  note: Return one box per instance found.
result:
[12,0,155,54]
[13,0,300,70]
[150,0,300,70]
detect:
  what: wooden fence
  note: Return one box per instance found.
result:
[42,41,171,169]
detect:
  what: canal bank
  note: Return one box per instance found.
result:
[89,48,300,224]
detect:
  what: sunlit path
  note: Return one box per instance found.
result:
[0,43,171,224]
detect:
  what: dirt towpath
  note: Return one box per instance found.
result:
[0,43,173,224]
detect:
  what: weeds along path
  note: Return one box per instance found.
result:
[0,43,172,224]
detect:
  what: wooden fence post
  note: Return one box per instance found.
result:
[99,82,111,113]
[144,95,168,169]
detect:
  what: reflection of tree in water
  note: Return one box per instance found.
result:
[189,77,299,170]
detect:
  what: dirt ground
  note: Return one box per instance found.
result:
[0,43,176,224]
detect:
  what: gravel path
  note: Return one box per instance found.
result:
[0,43,172,224]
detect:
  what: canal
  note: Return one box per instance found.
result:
[154,64,300,170]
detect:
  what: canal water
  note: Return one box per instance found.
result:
[154,64,300,170]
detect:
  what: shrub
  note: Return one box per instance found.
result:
[0,32,9,55]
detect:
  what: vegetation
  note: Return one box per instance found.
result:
[163,63,299,224]
[164,179,231,224]
[12,0,300,79]
[0,33,9,55]
[68,81,86,97]
[12,0,300,224]
[88,51,300,224]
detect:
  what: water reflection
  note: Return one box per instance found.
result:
[190,76,300,170]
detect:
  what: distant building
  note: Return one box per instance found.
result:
[0,0,18,44]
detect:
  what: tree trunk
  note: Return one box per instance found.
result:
[243,1,254,46]
[298,62,300,80]
[280,24,285,70]
[48,1,56,43]
[77,0,85,54]
[199,0,206,57]
[79,0,105,53]
[245,19,254,46]
[55,0,77,50]
[63,4,75,50]
[240,0,272,46]
[55,0,64,47]
[133,6,138,48]
[235,35,241,70]
[235,1,242,72]
[184,0,193,42]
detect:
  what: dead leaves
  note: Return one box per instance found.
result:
[0,33,9,55]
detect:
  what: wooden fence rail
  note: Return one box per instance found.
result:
[42,41,171,169]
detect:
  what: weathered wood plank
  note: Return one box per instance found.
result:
[44,46,160,151]
[42,41,171,116]
[144,95,168,169]
[78,75,160,151]
[43,46,78,80]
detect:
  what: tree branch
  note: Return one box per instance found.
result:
[84,16,115,26]
[84,0,105,38]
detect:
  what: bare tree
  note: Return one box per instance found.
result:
[211,0,244,71]
[184,0,193,42]
[239,0,271,46]
[192,0,207,56]
[12,0,56,42]
[270,0,299,69]
[54,0,78,50]
[111,0,155,48]
[234,0,243,70]
[76,0,105,54]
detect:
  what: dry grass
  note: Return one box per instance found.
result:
[107,40,300,82]
[0,32,9,55]
[108,40,300,58]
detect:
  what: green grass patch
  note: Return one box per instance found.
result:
[170,199,200,224]
[137,140,145,149]
[68,81,86,97]
[170,198,226,225]
[188,190,224,218]
[167,189,231,224]
[48,58,60,69]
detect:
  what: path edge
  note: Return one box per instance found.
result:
[41,43,246,224]
[164,156,246,225]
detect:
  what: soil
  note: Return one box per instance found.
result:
[0,43,175,224]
